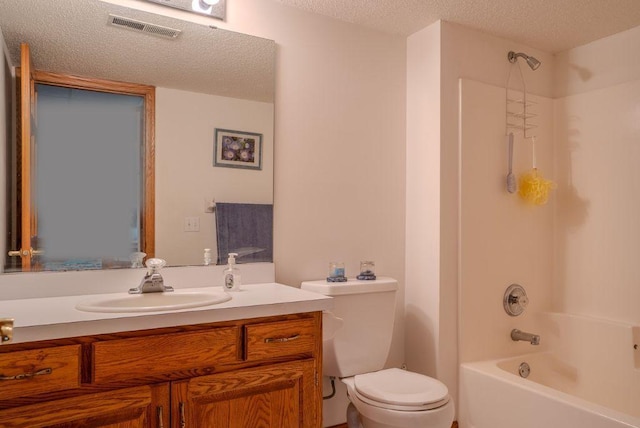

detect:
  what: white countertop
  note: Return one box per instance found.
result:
[0,283,333,344]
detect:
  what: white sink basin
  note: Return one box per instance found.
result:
[76,291,231,313]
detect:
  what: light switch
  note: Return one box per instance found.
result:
[184,216,200,232]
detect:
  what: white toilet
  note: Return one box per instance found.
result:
[301,277,454,428]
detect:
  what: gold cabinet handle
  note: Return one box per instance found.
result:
[156,405,164,428]
[264,334,300,343]
[0,367,52,381]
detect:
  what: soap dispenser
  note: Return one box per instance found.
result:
[223,252,241,291]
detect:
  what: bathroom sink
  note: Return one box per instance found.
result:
[76,291,231,313]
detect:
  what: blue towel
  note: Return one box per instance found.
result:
[215,203,273,264]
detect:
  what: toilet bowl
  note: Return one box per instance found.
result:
[342,368,455,428]
[300,278,455,428]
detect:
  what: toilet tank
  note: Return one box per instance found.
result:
[301,277,398,378]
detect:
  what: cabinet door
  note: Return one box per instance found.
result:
[0,384,169,428]
[172,360,318,428]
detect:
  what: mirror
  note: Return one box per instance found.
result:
[0,0,275,271]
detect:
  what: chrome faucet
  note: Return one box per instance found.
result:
[511,329,540,345]
[129,258,174,294]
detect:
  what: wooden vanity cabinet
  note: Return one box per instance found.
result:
[173,359,316,427]
[0,312,322,428]
[0,383,170,428]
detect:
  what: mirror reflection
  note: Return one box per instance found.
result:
[0,0,275,272]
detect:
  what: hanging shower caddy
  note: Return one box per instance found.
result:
[504,51,555,204]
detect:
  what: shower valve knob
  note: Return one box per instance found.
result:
[504,284,529,316]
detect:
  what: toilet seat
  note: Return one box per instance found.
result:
[353,368,450,411]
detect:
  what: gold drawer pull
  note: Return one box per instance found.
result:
[0,367,52,381]
[264,334,300,343]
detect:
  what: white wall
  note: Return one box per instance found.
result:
[405,20,442,380]
[155,87,274,266]
[221,2,408,426]
[225,1,407,292]
[553,26,640,325]
[554,25,640,98]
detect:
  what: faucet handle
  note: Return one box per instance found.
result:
[146,258,166,273]
[129,258,173,294]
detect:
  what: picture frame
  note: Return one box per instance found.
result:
[214,128,263,170]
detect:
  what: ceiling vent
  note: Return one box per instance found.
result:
[108,14,181,39]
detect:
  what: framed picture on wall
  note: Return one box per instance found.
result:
[214,128,263,170]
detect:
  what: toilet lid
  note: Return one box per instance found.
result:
[354,368,449,409]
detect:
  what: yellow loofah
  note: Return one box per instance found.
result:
[518,168,555,205]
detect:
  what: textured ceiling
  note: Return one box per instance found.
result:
[0,0,275,102]
[2,0,638,99]
[276,0,640,53]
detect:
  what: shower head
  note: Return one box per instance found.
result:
[508,51,541,70]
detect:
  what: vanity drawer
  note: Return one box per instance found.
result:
[92,326,240,384]
[245,318,317,362]
[0,345,81,400]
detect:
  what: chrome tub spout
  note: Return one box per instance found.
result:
[511,329,540,345]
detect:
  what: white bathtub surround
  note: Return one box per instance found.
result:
[460,355,639,428]
[459,312,640,428]
[540,312,640,417]
[458,78,555,365]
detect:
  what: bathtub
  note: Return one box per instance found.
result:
[459,314,640,428]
